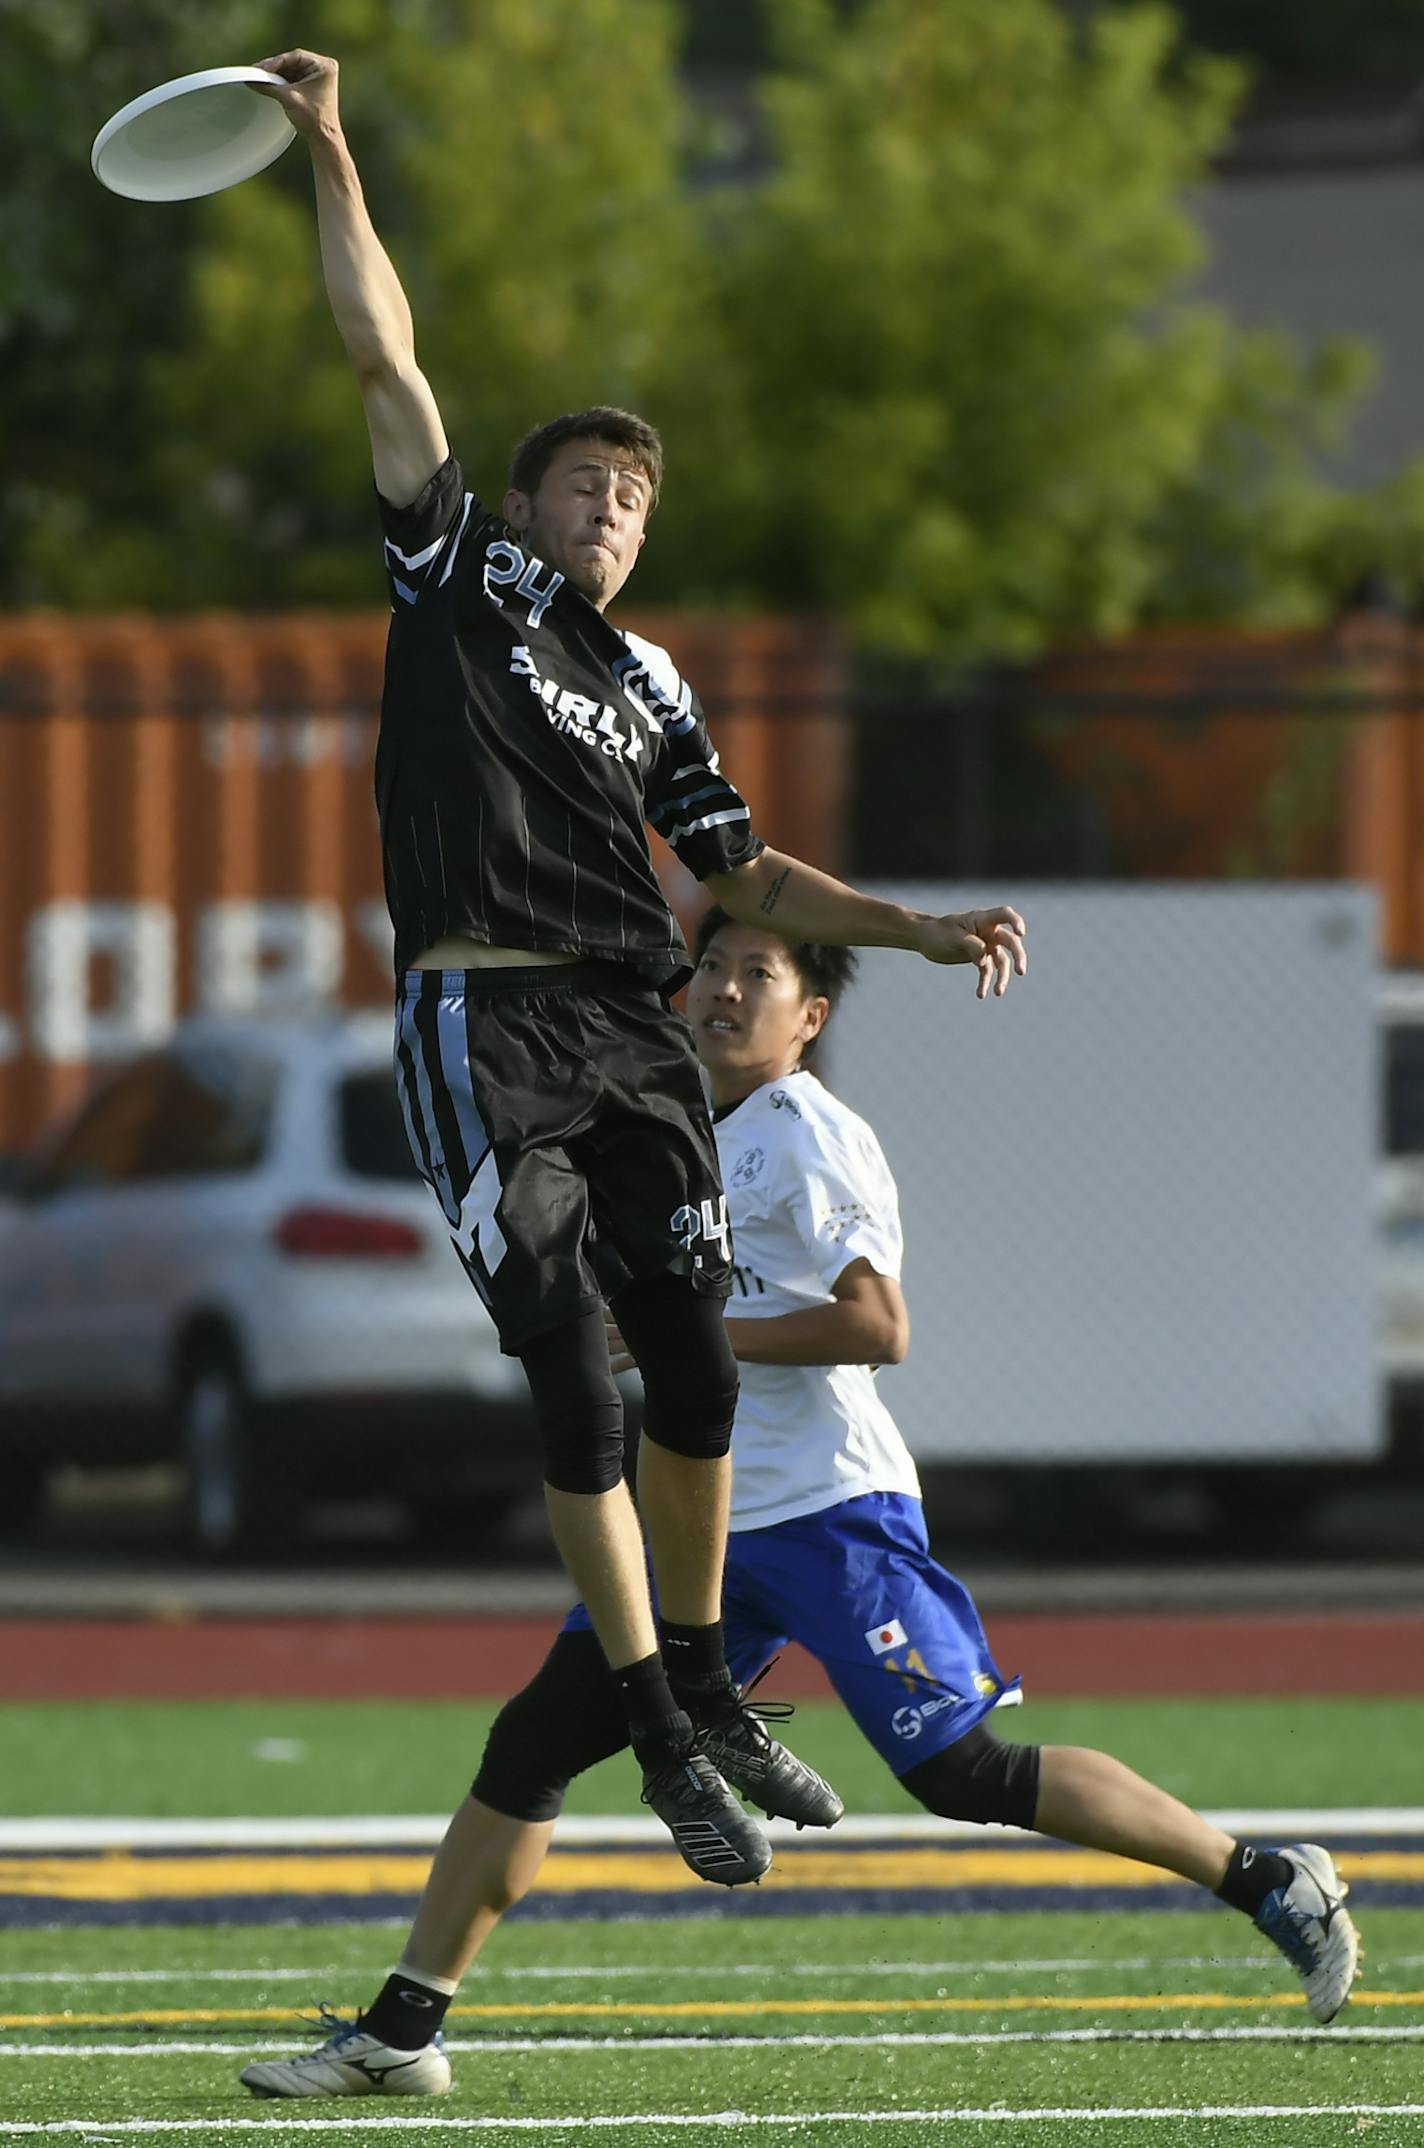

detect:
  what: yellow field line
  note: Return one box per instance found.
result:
[3,1991,1421,2030]
[2,1848,1421,1903]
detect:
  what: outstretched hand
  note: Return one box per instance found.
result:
[251,49,341,137]
[917,906,1028,998]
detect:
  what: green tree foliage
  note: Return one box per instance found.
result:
[646,0,1273,652]
[645,0,1391,656]
[0,0,273,604]
[1139,331,1378,626]
[145,0,695,604]
[0,0,693,607]
[0,0,1408,653]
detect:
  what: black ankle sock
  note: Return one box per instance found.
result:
[614,1651,679,1726]
[1216,1842,1294,1916]
[660,1619,729,1694]
[629,1706,695,1770]
[614,1653,695,1766]
[361,1970,453,2050]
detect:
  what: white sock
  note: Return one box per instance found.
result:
[392,1959,460,1998]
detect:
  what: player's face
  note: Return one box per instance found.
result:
[503,438,651,609]
[688,923,829,1101]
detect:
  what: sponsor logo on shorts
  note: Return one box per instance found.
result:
[891,1689,965,1741]
[731,1145,766,1189]
[865,1618,908,1657]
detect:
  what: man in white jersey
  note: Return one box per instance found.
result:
[241,912,1360,2100]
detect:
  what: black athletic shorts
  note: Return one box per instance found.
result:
[393,961,733,1353]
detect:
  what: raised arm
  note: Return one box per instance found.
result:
[703,848,1028,1001]
[254,50,448,507]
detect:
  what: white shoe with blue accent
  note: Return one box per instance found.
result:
[240,2009,452,2098]
[1253,1843,1361,2023]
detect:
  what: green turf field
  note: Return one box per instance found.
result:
[2,1911,1422,2143]
[5,1694,1422,1816]
[3,1695,1422,2143]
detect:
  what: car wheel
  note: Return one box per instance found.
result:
[178,1356,279,1558]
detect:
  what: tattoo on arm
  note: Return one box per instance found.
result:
[759,866,792,917]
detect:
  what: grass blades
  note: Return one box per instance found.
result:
[3,1694,1423,2141]
[5,1695,1424,1819]
[2,1911,1424,2143]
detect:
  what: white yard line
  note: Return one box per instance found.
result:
[5,2106,1424,2132]
[0,1971,331,1987]
[4,1809,1423,1852]
[0,1955,1284,1986]
[3,2026,1424,2057]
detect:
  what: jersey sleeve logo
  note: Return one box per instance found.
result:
[769,1089,802,1120]
[612,645,693,736]
[818,1197,874,1244]
[864,1618,908,1656]
[384,493,475,603]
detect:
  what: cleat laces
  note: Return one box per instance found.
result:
[298,2003,358,2047]
[1255,1895,1321,1977]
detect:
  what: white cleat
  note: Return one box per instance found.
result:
[240,2011,452,2098]
[1253,1843,1362,2024]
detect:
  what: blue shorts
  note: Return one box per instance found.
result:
[563,1490,1018,1777]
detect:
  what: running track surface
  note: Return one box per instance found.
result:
[3,1613,1423,1701]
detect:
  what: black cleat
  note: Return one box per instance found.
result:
[640,1744,773,1886]
[689,1677,845,1830]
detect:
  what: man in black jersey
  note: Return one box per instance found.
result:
[257,49,1027,1888]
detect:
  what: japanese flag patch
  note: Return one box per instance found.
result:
[864,1618,908,1656]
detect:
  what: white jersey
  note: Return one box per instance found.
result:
[714,1067,921,1531]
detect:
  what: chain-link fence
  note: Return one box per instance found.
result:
[1,609,1420,1555]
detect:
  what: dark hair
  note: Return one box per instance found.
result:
[509,407,663,510]
[693,906,858,1062]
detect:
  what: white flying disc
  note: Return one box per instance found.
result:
[91,66,296,202]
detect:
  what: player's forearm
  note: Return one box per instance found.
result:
[306,124,416,377]
[707,850,937,957]
[724,1304,905,1367]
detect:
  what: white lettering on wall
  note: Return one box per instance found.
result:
[26,902,176,1065]
[1,899,389,1066]
[196,901,344,1016]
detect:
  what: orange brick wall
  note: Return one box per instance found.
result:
[0,612,848,1149]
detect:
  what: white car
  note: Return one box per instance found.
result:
[0,1015,534,1554]
[1378,971,1424,1389]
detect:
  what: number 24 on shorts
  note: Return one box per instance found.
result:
[671,1195,731,1262]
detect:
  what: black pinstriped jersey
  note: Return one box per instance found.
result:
[374,455,764,985]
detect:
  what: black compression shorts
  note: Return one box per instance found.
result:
[474,1629,628,1821]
